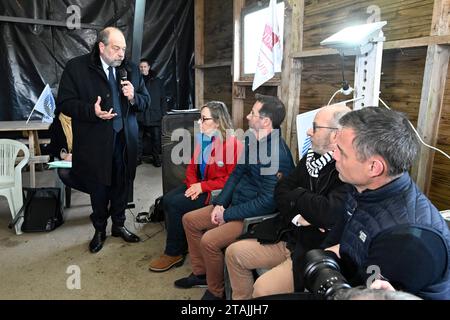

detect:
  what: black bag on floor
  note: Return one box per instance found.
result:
[9,187,64,232]
[136,195,164,223]
[149,196,164,222]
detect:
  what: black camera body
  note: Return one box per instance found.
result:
[300,249,351,299]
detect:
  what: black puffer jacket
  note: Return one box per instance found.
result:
[242,154,350,253]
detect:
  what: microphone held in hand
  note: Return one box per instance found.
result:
[118,68,128,86]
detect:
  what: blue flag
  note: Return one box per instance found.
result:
[301,137,312,158]
[32,84,55,123]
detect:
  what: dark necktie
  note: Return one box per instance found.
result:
[107,66,123,132]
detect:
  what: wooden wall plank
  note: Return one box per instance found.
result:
[282,0,304,153]
[414,0,450,202]
[303,0,434,50]
[204,0,234,63]
[233,0,246,129]
[194,0,205,109]
[204,67,233,111]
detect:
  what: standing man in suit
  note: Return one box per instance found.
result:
[57,27,150,253]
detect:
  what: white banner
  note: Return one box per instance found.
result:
[296,109,320,159]
[252,0,282,91]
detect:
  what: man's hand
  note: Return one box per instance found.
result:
[298,215,311,227]
[211,205,225,225]
[94,96,117,120]
[297,216,325,232]
[185,183,203,200]
[370,280,396,291]
[121,80,135,103]
[325,244,341,259]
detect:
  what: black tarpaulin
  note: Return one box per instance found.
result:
[0,0,194,121]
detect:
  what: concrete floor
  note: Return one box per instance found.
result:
[0,164,204,300]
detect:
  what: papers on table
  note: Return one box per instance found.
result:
[48,161,72,169]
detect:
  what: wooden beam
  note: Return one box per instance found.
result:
[234,80,280,87]
[194,0,205,109]
[194,61,232,69]
[282,0,304,157]
[292,35,450,59]
[413,0,450,195]
[232,0,245,129]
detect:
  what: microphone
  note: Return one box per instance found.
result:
[118,68,128,86]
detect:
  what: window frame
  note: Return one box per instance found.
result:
[239,0,284,82]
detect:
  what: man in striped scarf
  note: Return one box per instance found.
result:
[225,103,351,299]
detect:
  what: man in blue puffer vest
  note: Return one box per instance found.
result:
[325,107,450,299]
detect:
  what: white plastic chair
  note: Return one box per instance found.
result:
[0,139,30,235]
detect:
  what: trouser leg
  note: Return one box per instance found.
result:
[225,239,289,300]
[182,205,215,275]
[200,220,243,298]
[252,253,294,298]
[164,185,207,256]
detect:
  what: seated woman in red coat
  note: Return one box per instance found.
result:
[149,101,243,272]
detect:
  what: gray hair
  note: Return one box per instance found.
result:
[325,103,352,127]
[333,286,422,300]
[339,107,419,176]
[98,27,122,46]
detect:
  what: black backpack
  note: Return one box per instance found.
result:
[136,196,165,223]
[149,196,165,222]
[9,187,64,232]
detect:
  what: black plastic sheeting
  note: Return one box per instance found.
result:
[0,0,194,121]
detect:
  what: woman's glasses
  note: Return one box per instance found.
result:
[199,117,214,123]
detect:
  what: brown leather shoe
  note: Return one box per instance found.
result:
[149,254,184,272]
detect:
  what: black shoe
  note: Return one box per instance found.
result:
[201,289,224,300]
[89,231,106,253]
[111,226,140,242]
[174,273,207,288]
[137,159,143,166]
[152,155,161,167]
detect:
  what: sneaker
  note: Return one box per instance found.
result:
[201,289,224,300]
[174,273,207,288]
[149,254,184,272]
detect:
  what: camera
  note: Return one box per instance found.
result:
[300,249,351,300]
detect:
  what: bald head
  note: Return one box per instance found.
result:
[98,27,125,46]
[98,27,126,67]
[307,103,351,155]
[317,103,352,128]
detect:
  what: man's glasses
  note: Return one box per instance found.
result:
[199,116,214,123]
[312,122,338,133]
[249,110,265,119]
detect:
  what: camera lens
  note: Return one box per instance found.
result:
[301,249,351,299]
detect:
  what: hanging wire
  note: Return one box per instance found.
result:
[379,97,450,160]
[327,89,341,105]
[340,54,350,92]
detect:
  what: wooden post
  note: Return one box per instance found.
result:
[194,0,205,109]
[413,0,450,194]
[281,0,304,157]
[232,0,245,129]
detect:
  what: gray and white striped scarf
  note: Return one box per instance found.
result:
[305,148,334,178]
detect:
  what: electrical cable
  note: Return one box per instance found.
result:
[127,208,165,242]
[379,97,450,160]
[327,89,341,106]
